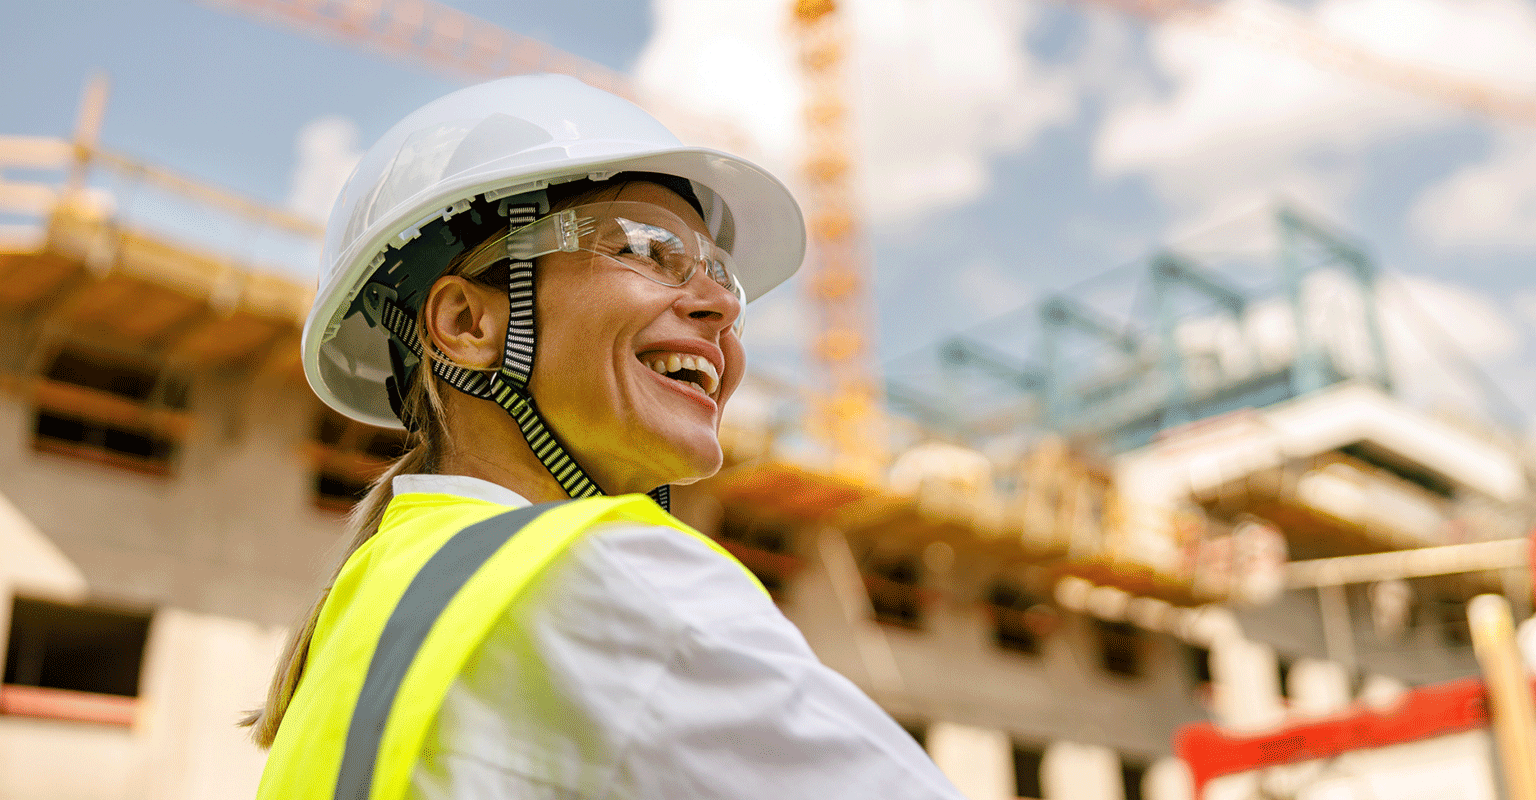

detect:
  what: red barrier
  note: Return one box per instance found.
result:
[1175,677,1507,794]
[0,684,137,727]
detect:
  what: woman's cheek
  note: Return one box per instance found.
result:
[716,336,747,411]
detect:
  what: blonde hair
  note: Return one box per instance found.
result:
[241,230,512,748]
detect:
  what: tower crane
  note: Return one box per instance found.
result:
[217,0,1536,484]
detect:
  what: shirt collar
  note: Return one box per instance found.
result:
[392,473,532,508]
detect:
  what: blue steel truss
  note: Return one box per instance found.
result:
[888,206,1392,452]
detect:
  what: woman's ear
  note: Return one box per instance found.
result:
[423,275,507,370]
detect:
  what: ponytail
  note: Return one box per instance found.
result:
[242,327,455,747]
[239,439,435,746]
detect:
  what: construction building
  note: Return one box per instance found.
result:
[2,81,1533,800]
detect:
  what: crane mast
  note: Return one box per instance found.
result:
[792,0,887,483]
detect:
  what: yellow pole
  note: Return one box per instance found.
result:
[1469,593,1536,800]
[66,72,110,195]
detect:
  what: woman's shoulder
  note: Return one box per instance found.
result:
[555,520,777,627]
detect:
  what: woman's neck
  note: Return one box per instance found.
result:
[437,393,575,503]
[436,447,572,504]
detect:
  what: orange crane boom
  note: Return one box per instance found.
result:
[203,0,752,151]
[1081,0,1536,124]
[204,0,632,93]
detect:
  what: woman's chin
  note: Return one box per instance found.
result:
[647,435,724,488]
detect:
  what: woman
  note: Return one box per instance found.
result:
[247,74,963,800]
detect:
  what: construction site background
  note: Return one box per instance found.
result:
[5,3,1536,800]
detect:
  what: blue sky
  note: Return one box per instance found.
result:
[6,0,1536,437]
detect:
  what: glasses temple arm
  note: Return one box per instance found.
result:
[505,210,591,260]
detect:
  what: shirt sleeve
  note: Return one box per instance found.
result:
[599,524,964,800]
[408,522,966,800]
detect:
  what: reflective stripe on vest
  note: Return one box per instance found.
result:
[256,493,764,800]
[335,500,562,800]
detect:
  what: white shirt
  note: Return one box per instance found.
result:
[396,474,964,800]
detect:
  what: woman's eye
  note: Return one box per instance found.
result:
[617,239,654,260]
[609,219,695,284]
[706,259,731,286]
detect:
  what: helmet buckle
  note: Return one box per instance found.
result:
[359,282,399,330]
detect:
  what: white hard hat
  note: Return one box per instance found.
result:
[304,74,806,428]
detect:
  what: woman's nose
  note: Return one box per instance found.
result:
[678,269,744,333]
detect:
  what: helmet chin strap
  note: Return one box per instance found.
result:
[376,200,671,512]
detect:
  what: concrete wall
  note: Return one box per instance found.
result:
[0,375,348,627]
[1237,585,1482,688]
[0,601,283,800]
[137,609,284,800]
[0,715,140,800]
[0,375,325,800]
[777,526,1209,762]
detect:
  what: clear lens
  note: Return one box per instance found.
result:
[473,200,746,334]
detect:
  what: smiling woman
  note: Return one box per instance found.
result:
[243,74,966,800]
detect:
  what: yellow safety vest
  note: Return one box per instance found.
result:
[256,492,760,800]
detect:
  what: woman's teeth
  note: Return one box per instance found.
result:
[644,352,720,396]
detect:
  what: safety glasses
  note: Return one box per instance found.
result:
[463,201,746,335]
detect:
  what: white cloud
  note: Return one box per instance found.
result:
[1074,8,1155,107]
[1095,0,1536,234]
[1515,290,1536,328]
[1096,0,1422,218]
[634,0,1074,224]
[1379,274,1520,362]
[1410,127,1536,250]
[286,115,363,223]
[955,257,1035,318]
[1375,273,1525,417]
[1163,184,1342,261]
[632,0,802,163]
[847,0,1075,221]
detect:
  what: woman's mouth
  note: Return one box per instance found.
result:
[637,350,721,397]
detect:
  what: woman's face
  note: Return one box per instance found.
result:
[530,181,745,494]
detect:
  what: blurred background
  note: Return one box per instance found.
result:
[3,1,1536,798]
